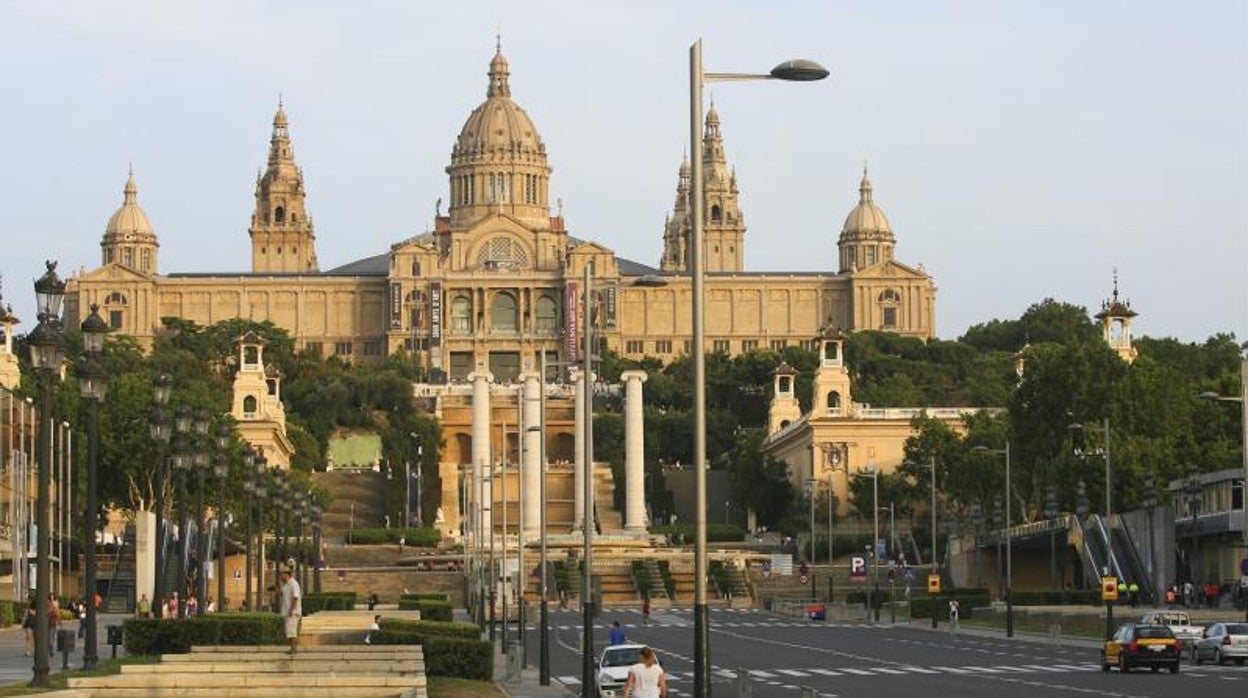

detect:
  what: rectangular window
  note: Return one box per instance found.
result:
[865,246,877,266]
[712,340,730,354]
[123,248,133,267]
[655,340,672,354]
[335,341,353,356]
[800,339,818,352]
[363,341,384,356]
[141,249,151,271]
[684,340,692,354]
[450,351,473,380]
[742,340,758,352]
[883,307,897,328]
[770,340,787,351]
[403,338,430,351]
[625,340,644,355]
[108,310,123,329]
[304,342,323,357]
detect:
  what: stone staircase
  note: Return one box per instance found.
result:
[637,560,667,600]
[313,470,387,541]
[597,567,638,605]
[299,609,422,645]
[66,645,427,697]
[594,465,622,533]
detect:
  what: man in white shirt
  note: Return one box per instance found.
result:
[280,569,302,654]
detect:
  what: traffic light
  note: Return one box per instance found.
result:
[927,574,941,594]
[1101,576,1118,602]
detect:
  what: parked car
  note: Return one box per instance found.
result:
[1101,623,1182,673]
[1139,610,1204,643]
[1190,622,1248,666]
[596,644,660,697]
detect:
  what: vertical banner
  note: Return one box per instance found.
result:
[564,281,580,363]
[429,282,443,369]
[604,283,618,329]
[389,282,402,329]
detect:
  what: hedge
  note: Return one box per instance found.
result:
[303,592,358,614]
[379,618,480,639]
[909,592,992,620]
[1009,590,1102,606]
[123,613,284,655]
[396,598,453,621]
[345,527,442,547]
[399,593,449,602]
[649,524,744,543]
[371,631,491,680]
[0,602,13,627]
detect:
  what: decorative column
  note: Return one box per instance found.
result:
[622,371,648,531]
[570,367,585,531]
[522,372,542,538]
[469,371,494,537]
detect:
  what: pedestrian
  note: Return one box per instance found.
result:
[1127,582,1139,607]
[76,599,88,640]
[623,646,667,698]
[948,599,960,630]
[1204,582,1219,609]
[167,592,179,618]
[1165,586,1176,607]
[365,614,381,645]
[280,568,302,654]
[368,592,379,611]
[1182,580,1194,608]
[22,603,36,657]
[642,596,651,626]
[186,593,199,617]
[609,620,626,646]
[48,594,59,654]
[206,596,217,614]
[136,593,151,619]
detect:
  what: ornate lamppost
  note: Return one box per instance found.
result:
[311,502,323,594]
[253,451,269,610]
[27,261,66,687]
[1043,485,1059,593]
[192,409,210,612]
[213,422,231,610]
[77,304,110,669]
[242,448,256,610]
[149,374,172,617]
[171,405,193,617]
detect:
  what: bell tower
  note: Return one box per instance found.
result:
[249,102,318,273]
[230,331,294,467]
[813,326,853,415]
[1095,270,1138,364]
[701,103,746,272]
[0,281,19,391]
[768,361,802,435]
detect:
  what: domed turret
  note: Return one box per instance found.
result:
[446,42,553,229]
[101,169,159,273]
[838,167,895,272]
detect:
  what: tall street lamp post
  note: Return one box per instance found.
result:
[1043,486,1059,593]
[242,449,256,610]
[534,352,551,685]
[1198,347,1248,621]
[688,43,827,693]
[26,261,66,687]
[77,304,111,669]
[580,261,594,695]
[193,409,211,612]
[149,374,172,616]
[213,422,230,610]
[1069,420,1112,523]
[311,503,323,594]
[1183,464,1202,587]
[972,442,1013,637]
[1141,474,1157,604]
[171,407,193,617]
[253,453,269,610]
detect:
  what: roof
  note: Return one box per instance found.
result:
[323,252,390,276]
[617,257,660,276]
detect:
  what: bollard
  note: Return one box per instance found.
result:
[57,629,76,670]
[107,624,123,659]
[736,666,753,697]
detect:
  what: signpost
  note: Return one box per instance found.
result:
[928,574,941,628]
[1101,576,1119,640]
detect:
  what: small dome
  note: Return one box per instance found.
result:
[679,157,691,176]
[273,103,288,128]
[104,172,155,237]
[841,170,892,236]
[452,47,547,166]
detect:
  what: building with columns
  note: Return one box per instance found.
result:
[63,44,937,380]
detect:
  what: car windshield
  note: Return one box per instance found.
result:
[1136,626,1174,639]
[1225,624,1248,635]
[602,648,643,668]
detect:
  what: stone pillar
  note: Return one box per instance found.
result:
[622,370,648,531]
[570,367,585,531]
[469,371,493,538]
[521,372,542,539]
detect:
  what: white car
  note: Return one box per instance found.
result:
[1139,611,1204,643]
[596,644,661,698]
[1190,622,1248,666]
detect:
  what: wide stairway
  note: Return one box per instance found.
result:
[598,566,638,605]
[313,470,387,541]
[66,645,427,697]
[594,465,623,533]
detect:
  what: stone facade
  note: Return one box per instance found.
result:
[64,46,937,378]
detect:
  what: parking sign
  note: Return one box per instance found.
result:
[850,555,867,582]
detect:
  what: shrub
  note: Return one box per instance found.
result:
[1009,590,1101,606]
[0,602,13,627]
[396,598,453,621]
[399,593,449,602]
[379,618,479,639]
[909,590,991,620]
[371,632,491,680]
[123,613,283,655]
[649,524,744,543]
[346,527,441,547]
[302,592,358,614]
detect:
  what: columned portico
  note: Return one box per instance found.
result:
[622,370,648,531]
[521,371,542,538]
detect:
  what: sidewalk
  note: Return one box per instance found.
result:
[0,614,130,686]
[493,646,574,697]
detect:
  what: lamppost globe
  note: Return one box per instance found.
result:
[80,303,109,355]
[153,373,173,407]
[769,59,830,81]
[33,260,67,319]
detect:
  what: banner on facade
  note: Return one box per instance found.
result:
[604,283,618,329]
[389,282,402,330]
[429,282,443,369]
[564,281,580,362]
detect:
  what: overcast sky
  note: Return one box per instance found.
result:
[1,1,1244,343]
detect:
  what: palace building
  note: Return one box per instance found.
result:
[65,45,937,379]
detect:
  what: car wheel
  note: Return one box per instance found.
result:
[1100,650,1110,672]
[1118,653,1129,673]
[1215,648,1225,666]
[1169,661,1180,674]
[1150,665,1159,673]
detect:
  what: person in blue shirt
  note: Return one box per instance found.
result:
[608,620,626,645]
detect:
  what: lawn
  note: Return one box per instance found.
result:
[428,676,504,697]
[0,656,159,696]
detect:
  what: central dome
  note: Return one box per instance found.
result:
[105,172,155,237]
[840,171,892,237]
[451,48,547,165]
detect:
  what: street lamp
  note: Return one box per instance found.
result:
[213,421,231,611]
[242,448,256,610]
[193,409,211,612]
[311,502,323,594]
[252,452,268,611]
[27,260,66,687]
[972,442,1013,638]
[148,376,172,616]
[1141,474,1157,604]
[1043,485,1059,593]
[1198,348,1247,620]
[1068,420,1112,522]
[408,432,424,528]
[688,39,827,696]
[534,351,552,685]
[1182,464,1202,588]
[77,304,110,669]
[854,464,880,623]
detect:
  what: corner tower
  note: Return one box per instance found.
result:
[101,170,159,274]
[837,167,895,272]
[660,157,691,271]
[1095,271,1138,364]
[446,43,552,230]
[249,103,318,273]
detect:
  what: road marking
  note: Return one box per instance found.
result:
[809,668,842,676]
[775,669,811,677]
[748,670,777,678]
[838,668,875,675]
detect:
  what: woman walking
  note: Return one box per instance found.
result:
[624,646,666,698]
[22,604,36,657]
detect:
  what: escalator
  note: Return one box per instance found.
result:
[1078,515,1112,583]
[1108,516,1155,603]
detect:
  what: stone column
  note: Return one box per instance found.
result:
[570,367,585,531]
[622,370,648,531]
[521,372,542,538]
[469,371,493,538]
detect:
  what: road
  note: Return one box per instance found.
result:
[520,606,1247,697]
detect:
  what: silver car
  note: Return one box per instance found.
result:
[1190,622,1248,666]
[596,644,661,698]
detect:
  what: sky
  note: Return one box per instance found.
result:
[0,1,1244,343]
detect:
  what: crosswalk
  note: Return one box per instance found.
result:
[538,621,886,630]
[555,662,1105,685]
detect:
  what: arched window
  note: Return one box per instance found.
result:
[243,395,258,415]
[824,341,839,361]
[491,292,518,332]
[451,296,471,333]
[475,236,529,271]
[290,213,297,223]
[243,346,259,365]
[878,289,901,328]
[411,259,421,276]
[778,376,792,393]
[878,289,901,303]
[827,391,841,409]
[104,292,128,305]
[535,295,558,333]
[711,204,722,223]
[274,206,285,224]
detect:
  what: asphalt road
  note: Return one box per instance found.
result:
[519,606,1247,698]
